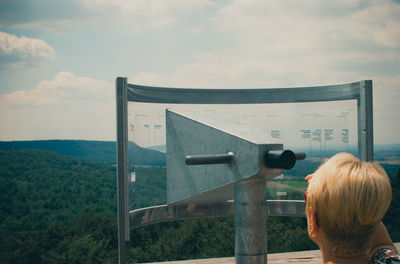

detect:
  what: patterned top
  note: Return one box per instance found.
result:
[371,248,400,264]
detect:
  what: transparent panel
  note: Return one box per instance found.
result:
[128,100,357,209]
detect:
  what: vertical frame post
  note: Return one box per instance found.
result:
[358,80,374,161]
[116,77,129,264]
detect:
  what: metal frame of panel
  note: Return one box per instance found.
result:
[116,77,129,264]
[116,79,373,263]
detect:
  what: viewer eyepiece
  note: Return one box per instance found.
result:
[265,150,305,170]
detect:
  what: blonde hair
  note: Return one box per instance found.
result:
[306,153,392,251]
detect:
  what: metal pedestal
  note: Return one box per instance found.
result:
[234,178,268,264]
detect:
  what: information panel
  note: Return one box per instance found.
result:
[128,99,357,209]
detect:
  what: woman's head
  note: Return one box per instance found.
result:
[306,153,392,251]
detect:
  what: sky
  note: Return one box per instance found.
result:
[0,0,399,145]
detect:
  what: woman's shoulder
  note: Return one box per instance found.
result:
[371,248,400,264]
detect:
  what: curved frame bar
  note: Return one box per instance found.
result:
[129,200,306,229]
[127,81,363,104]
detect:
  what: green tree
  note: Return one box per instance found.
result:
[383,167,400,241]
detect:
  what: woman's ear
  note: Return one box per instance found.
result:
[309,208,319,234]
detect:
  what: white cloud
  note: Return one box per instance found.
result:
[0,31,55,68]
[0,0,399,143]
[0,0,213,34]
[0,72,115,140]
[2,0,212,32]
[80,0,213,31]
[130,0,399,88]
[129,0,400,144]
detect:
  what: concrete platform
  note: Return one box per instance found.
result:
[145,243,400,264]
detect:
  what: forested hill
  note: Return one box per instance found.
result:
[0,149,317,263]
[0,149,399,263]
[0,149,118,263]
[0,140,166,165]
[0,149,117,230]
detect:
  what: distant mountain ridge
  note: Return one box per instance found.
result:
[0,140,399,166]
[0,140,166,165]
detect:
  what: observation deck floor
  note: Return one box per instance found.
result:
[145,242,400,264]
